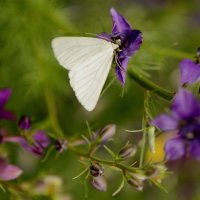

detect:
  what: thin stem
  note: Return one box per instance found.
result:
[69,147,140,174]
[44,87,63,138]
[139,90,149,167]
[128,68,174,101]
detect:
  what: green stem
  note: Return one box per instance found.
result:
[139,90,149,167]
[44,87,63,138]
[128,69,175,101]
[69,147,140,174]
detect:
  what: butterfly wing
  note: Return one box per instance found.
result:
[51,37,115,111]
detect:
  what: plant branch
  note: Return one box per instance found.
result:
[128,68,175,101]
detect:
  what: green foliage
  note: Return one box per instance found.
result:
[0,0,200,199]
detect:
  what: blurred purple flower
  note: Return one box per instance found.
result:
[0,157,22,181]
[99,8,143,84]
[0,88,15,121]
[152,89,200,161]
[180,47,200,85]
[3,130,50,157]
[18,115,31,130]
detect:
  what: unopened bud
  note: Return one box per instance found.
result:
[127,176,143,191]
[90,163,104,177]
[197,47,200,58]
[18,115,31,130]
[98,124,116,143]
[146,164,167,183]
[118,144,137,160]
[147,126,155,153]
[55,139,67,153]
[90,176,107,192]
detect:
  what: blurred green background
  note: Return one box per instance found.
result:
[0,0,200,199]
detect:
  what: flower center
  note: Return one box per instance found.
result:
[186,132,195,140]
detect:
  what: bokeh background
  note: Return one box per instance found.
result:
[0,0,200,199]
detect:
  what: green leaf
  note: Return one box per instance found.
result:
[72,167,89,180]
[0,184,6,192]
[112,176,125,196]
[81,135,91,146]
[41,145,55,162]
[86,121,93,138]
[103,145,116,159]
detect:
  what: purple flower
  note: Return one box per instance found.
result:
[18,115,31,130]
[20,131,50,156]
[180,47,200,85]
[99,8,143,84]
[0,157,22,181]
[152,89,200,161]
[0,88,15,121]
[3,131,50,157]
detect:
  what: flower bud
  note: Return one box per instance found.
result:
[145,164,167,183]
[98,124,116,143]
[90,176,107,192]
[55,139,68,153]
[127,176,143,191]
[147,126,155,153]
[90,163,104,177]
[18,115,31,130]
[118,144,137,160]
[197,47,200,58]
[0,157,23,181]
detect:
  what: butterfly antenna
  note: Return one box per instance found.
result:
[85,33,98,37]
[85,33,110,41]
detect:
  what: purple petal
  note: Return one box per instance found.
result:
[0,157,22,181]
[18,115,31,130]
[97,33,112,41]
[164,137,185,160]
[110,8,131,34]
[151,114,179,131]
[123,30,143,57]
[3,136,33,152]
[0,88,12,108]
[0,110,16,121]
[180,59,200,85]
[0,164,22,181]
[115,56,129,85]
[172,89,200,120]
[33,131,50,149]
[189,140,200,160]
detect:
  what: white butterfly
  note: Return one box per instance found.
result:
[51,37,118,111]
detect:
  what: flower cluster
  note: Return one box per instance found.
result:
[152,48,200,161]
[152,89,200,160]
[0,88,68,184]
[0,88,22,181]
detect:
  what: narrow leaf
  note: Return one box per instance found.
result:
[72,167,89,180]
[81,135,91,146]
[112,176,125,196]
[103,145,116,158]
